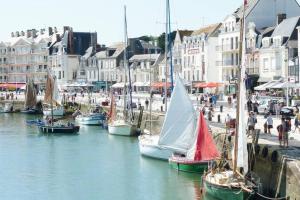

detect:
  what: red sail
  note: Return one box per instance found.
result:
[194,112,220,161]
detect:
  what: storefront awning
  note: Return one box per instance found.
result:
[111,82,126,88]
[194,82,223,88]
[0,83,26,90]
[151,82,171,88]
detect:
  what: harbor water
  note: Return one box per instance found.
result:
[0,114,208,200]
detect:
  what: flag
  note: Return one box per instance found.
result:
[244,0,248,6]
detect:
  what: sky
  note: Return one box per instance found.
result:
[0,0,243,45]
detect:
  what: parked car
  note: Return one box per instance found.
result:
[257,99,282,114]
[280,106,296,117]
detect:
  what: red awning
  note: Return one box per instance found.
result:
[151,82,171,88]
[194,82,223,88]
[0,83,26,89]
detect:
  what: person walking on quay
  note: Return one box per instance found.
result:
[277,119,284,147]
[247,111,256,136]
[247,98,252,112]
[293,111,300,132]
[282,118,289,148]
[265,113,273,134]
[145,98,149,110]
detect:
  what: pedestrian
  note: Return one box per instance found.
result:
[145,98,149,110]
[247,99,252,112]
[225,114,231,129]
[294,112,300,133]
[265,113,273,134]
[277,119,284,147]
[247,112,256,136]
[282,118,289,148]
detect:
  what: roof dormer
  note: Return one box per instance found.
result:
[262,37,271,48]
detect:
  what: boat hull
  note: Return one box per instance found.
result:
[169,158,208,174]
[138,137,174,160]
[75,114,105,125]
[204,177,252,200]
[38,125,80,134]
[21,108,39,114]
[43,107,64,116]
[108,123,136,136]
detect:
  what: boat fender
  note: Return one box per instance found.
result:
[262,146,268,158]
[271,151,278,163]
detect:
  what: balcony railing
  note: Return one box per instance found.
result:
[216,44,239,52]
[216,61,238,67]
[246,68,259,75]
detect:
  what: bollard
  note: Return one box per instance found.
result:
[220,105,223,112]
[218,114,221,123]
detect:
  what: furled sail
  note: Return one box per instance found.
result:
[24,79,37,109]
[158,77,197,153]
[237,19,248,174]
[44,74,54,105]
[44,74,61,106]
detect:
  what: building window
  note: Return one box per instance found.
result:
[62,71,64,78]
[58,71,61,79]
[263,58,269,71]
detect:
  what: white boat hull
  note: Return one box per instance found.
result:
[43,107,64,116]
[138,135,174,160]
[108,122,136,136]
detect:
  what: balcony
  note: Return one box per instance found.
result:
[216,60,238,68]
[216,44,239,52]
[246,68,259,75]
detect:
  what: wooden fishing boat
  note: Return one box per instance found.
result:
[38,124,80,134]
[203,1,257,198]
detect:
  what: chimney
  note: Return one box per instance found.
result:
[11,32,15,37]
[56,34,61,42]
[32,29,37,38]
[21,31,25,36]
[16,31,20,37]
[48,27,53,35]
[26,30,32,38]
[277,13,286,25]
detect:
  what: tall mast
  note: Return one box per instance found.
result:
[164,0,168,112]
[168,0,174,92]
[123,6,128,119]
[50,75,54,126]
[233,0,246,174]
[124,5,134,121]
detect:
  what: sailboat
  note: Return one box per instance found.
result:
[203,1,257,199]
[21,78,39,114]
[43,73,64,116]
[39,74,79,134]
[107,5,137,136]
[169,112,219,173]
[138,77,197,160]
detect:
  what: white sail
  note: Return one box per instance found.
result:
[237,18,248,174]
[158,77,197,153]
[52,78,61,106]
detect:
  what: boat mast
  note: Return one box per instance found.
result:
[233,0,246,174]
[51,75,54,126]
[123,5,134,122]
[168,0,174,92]
[164,0,168,112]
